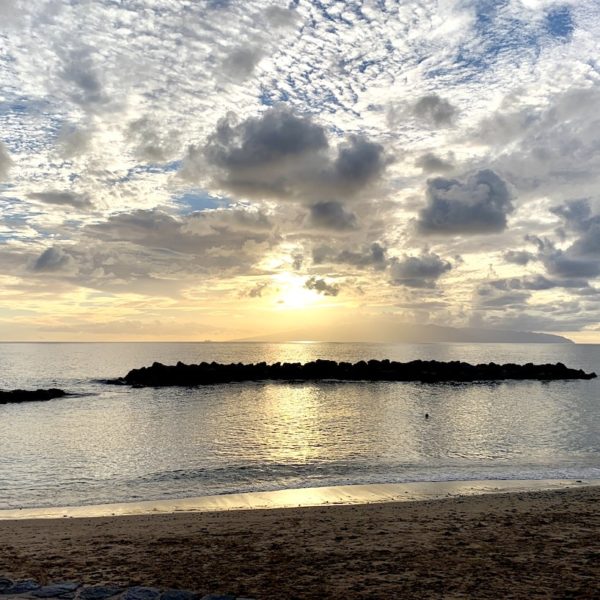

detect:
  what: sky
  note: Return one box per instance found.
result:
[1,0,600,342]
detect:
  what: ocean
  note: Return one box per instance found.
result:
[0,342,598,510]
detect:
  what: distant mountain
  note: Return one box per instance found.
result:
[236,322,573,344]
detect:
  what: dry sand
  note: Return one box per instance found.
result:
[1,486,599,599]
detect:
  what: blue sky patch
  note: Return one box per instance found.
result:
[546,6,574,39]
[175,191,229,213]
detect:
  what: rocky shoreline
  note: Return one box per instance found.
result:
[109,359,597,387]
[0,389,67,405]
[0,579,248,600]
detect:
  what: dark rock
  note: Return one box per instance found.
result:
[33,583,80,598]
[1,580,41,594]
[122,588,161,600]
[0,388,67,405]
[78,587,123,600]
[0,580,13,593]
[108,359,597,388]
[160,591,198,600]
[199,595,236,600]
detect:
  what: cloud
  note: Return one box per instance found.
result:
[333,136,386,189]
[503,249,536,265]
[551,199,592,233]
[304,276,340,296]
[127,117,180,163]
[535,200,600,281]
[56,125,93,159]
[413,94,457,127]
[0,141,13,180]
[221,46,263,80]
[84,206,277,276]
[415,152,455,174]
[313,242,387,270]
[202,106,327,172]
[264,6,299,28]
[307,201,357,231]
[33,247,75,273]
[59,50,111,112]
[246,281,269,298]
[390,251,452,288]
[417,170,514,235]
[183,106,387,203]
[28,191,93,209]
[486,275,587,292]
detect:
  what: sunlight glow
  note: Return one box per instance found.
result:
[273,273,322,310]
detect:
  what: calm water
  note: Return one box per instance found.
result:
[0,342,598,510]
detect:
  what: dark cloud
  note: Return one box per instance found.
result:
[204,107,327,171]
[415,152,455,173]
[536,200,600,281]
[543,250,600,280]
[308,201,357,231]
[413,94,457,127]
[183,107,387,203]
[305,276,340,296]
[312,242,387,270]
[417,169,514,235]
[551,199,592,232]
[503,249,536,265]
[0,141,13,180]
[333,136,385,188]
[29,191,93,209]
[222,46,263,80]
[390,251,452,288]
[33,247,74,273]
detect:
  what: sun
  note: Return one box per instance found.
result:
[273,273,321,309]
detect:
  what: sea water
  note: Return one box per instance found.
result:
[0,342,598,509]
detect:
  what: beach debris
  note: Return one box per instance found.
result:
[0,389,67,405]
[108,359,597,387]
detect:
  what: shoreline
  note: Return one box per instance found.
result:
[1,478,598,520]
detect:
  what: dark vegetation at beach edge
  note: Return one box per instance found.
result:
[109,359,597,387]
[0,388,67,405]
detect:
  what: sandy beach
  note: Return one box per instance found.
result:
[1,484,599,599]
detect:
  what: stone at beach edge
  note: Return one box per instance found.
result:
[0,580,254,600]
[110,359,597,387]
[0,389,67,405]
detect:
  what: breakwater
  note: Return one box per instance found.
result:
[0,389,67,404]
[111,359,597,387]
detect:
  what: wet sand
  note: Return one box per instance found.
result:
[1,483,599,599]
